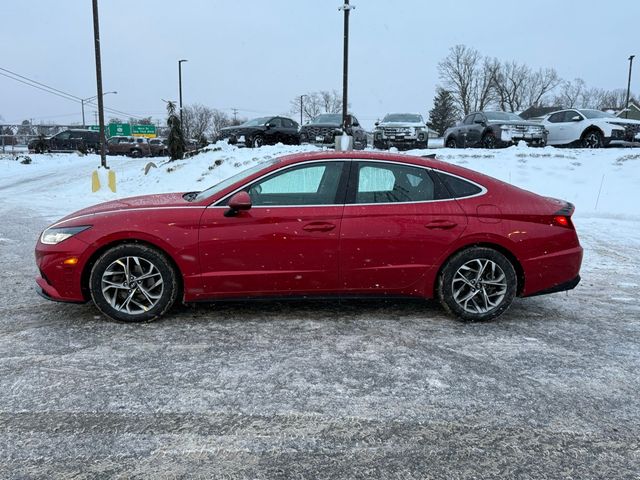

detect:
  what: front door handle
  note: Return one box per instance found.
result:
[425,220,458,230]
[303,222,336,232]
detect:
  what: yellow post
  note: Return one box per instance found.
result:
[91,170,100,192]
[108,170,116,193]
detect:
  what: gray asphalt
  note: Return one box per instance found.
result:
[1,202,639,479]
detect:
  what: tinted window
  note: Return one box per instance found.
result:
[355,162,435,204]
[463,115,475,125]
[282,118,297,128]
[245,162,344,206]
[268,118,282,128]
[547,112,565,123]
[436,172,483,198]
[56,132,71,140]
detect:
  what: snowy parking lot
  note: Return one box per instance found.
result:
[1,144,639,477]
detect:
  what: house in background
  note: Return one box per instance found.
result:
[616,100,640,121]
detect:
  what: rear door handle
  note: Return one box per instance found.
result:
[303,222,336,232]
[425,220,458,230]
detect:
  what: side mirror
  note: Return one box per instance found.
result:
[225,191,252,217]
[474,119,485,125]
[266,123,275,129]
[571,115,582,122]
[353,121,360,127]
[374,121,379,127]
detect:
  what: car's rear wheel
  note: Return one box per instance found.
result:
[89,244,179,322]
[445,137,457,148]
[438,247,516,321]
[581,129,604,148]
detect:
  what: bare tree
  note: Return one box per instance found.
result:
[290,90,344,124]
[492,61,533,112]
[522,68,561,107]
[438,45,482,115]
[211,109,232,138]
[182,104,214,142]
[553,78,586,108]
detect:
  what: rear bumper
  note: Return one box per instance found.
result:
[520,245,583,297]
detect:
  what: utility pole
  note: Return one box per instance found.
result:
[625,55,635,119]
[91,0,107,168]
[232,108,239,124]
[178,59,188,126]
[299,94,307,125]
[339,0,354,135]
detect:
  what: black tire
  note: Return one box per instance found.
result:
[89,244,179,322]
[481,133,497,149]
[437,247,517,322]
[416,141,429,149]
[373,140,386,150]
[129,149,142,158]
[581,129,604,148]
[251,135,264,148]
[445,137,457,148]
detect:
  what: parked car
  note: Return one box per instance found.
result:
[540,109,640,148]
[299,113,367,149]
[28,129,100,153]
[148,138,168,157]
[217,116,300,148]
[443,112,547,148]
[106,136,151,157]
[373,113,429,150]
[35,151,582,323]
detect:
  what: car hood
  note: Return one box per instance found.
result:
[301,123,341,129]
[377,121,425,128]
[53,193,190,225]
[605,118,640,126]
[488,120,541,127]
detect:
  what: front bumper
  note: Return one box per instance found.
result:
[35,237,91,303]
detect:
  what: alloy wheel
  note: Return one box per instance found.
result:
[451,258,507,314]
[101,256,164,314]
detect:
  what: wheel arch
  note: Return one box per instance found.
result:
[433,241,525,298]
[80,238,184,301]
[581,124,605,137]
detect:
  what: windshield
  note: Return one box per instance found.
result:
[579,109,616,119]
[311,114,342,124]
[382,114,423,123]
[484,112,524,121]
[241,117,271,127]
[193,159,279,202]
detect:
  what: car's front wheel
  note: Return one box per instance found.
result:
[445,137,457,148]
[89,244,179,322]
[438,247,516,321]
[251,135,264,148]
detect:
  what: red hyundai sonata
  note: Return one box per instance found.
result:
[35,151,582,322]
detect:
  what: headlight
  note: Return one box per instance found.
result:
[40,226,91,245]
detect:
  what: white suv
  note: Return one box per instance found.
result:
[541,109,640,148]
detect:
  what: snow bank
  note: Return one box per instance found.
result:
[1,142,639,221]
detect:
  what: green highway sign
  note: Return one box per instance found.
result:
[132,125,157,138]
[108,123,131,137]
[87,125,100,131]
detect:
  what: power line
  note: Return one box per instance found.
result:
[0,66,143,120]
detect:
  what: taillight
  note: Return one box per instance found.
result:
[553,215,570,227]
[553,201,575,228]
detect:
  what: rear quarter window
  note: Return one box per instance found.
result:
[436,172,483,198]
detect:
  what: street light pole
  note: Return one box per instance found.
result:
[178,59,188,126]
[81,91,117,127]
[339,1,353,135]
[625,55,635,119]
[91,0,107,168]
[299,94,307,125]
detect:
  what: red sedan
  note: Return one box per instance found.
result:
[35,151,582,322]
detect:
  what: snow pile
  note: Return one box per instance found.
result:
[0,142,639,221]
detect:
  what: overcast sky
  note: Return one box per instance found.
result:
[1,0,638,129]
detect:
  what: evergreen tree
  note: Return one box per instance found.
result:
[428,88,459,137]
[166,101,185,160]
